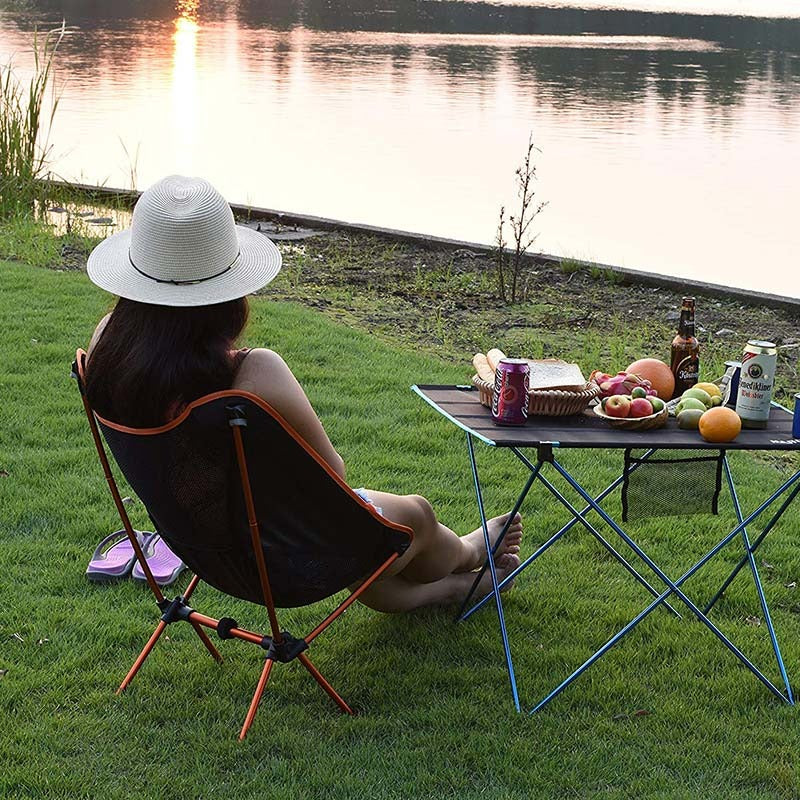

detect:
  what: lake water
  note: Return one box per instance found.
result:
[1,1,799,297]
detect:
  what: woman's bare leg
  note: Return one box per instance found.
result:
[357,555,520,613]
[361,490,522,584]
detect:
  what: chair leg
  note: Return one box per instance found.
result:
[239,658,275,740]
[191,622,224,663]
[117,620,168,695]
[298,652,354,715]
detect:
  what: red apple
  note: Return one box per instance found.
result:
[604,395,631,418]
[629,398,654,418]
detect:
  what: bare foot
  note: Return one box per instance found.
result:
[459,553,520,599]
[461,512,523,572]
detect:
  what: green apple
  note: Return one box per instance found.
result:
[631,386,648,399]
[677,408,704,429]
[675,397,707,415]
[682,387,713,408]
[648,397,665,413]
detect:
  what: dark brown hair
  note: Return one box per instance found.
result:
[85,296,249,427]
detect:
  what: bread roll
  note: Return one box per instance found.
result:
[486,348,506,372]
[472,353,495,384]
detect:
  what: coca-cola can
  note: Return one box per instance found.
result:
[492,358,529,426]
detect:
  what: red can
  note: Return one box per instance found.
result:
[492,358,530,426]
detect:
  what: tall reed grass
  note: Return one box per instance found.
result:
[0,24,64,219]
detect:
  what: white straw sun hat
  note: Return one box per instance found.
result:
[87,175,281,306]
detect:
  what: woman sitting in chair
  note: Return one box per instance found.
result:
[85,175,522,612]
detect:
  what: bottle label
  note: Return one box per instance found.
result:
[675,355,699,384]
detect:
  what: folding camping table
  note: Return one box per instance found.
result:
[412,384,800,713]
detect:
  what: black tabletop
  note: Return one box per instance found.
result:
[413,385,800,452]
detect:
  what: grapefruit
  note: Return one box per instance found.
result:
[626,358,675,400]
[698,407,742,443]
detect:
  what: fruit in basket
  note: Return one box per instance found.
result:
[592,371,653,399]
[604,395,631,418]
[677,408,704,429]
[675,397,707,415]
[699,407,742,443]
[682,387,713,408]
[649,397,665,413]
[625,358,675,399]
[631,386,648,399]
[630,398,654,418]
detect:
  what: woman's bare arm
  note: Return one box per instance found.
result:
[232,348,346,479]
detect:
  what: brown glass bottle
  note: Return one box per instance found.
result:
[670,297,700,398]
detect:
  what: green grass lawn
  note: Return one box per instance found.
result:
[3,259,800,799]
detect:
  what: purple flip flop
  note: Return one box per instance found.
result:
[131,535,186,587]
[86,530,157,582]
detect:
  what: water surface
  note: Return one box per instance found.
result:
[1,1,798,296]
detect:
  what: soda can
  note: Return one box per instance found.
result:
[492,358,529,426]
[721,360,742,407]
[793,393,800,439]
[735,340,777,429]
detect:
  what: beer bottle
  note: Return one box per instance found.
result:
[670,297,700,398]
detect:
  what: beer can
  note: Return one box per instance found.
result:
[793,393,800,439]
[735,340,777,429]
[492,358,529,426]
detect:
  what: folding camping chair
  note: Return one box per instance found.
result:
[72,350,412,739]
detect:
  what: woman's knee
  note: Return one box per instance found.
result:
[407,494,436,536]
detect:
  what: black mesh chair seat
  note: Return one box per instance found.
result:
[98,394,408,607]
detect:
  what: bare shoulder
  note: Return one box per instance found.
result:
[87,313,112,356]
[232,348,290,392]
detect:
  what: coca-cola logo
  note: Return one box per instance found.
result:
[501,385,519,404]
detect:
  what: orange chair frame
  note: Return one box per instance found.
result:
[73,350,412,739]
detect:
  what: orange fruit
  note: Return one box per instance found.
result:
[626,358,675,400]
[698,407,742,443]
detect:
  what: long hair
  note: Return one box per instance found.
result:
[85,296,249,427]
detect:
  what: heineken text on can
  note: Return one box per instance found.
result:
[735,340,777,429]
[492,358,529,426]
[793,393,800,440]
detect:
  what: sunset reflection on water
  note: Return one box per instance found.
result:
[172,1,199,171]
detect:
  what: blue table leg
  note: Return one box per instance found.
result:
[530,461,800,712]
[466,432,521,712]
[461,447,681,623]
[704,480,800,615]
[512,448,682,619]
[722,456,793,703]
[457,457,542,621]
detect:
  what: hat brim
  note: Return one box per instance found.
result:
[87,225,282,307]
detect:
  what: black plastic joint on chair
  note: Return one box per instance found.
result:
[217,617,239,640]
[158,596,194,624]
[225,404,248,427]
[261,632,309,663]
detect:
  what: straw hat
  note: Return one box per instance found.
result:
[87,175,281,306]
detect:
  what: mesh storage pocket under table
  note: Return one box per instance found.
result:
[621,448,725,522]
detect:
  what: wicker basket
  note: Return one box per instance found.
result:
[472,374,600,417]
[592,403,669,430]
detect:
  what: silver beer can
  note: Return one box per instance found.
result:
[735,340,777,429]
